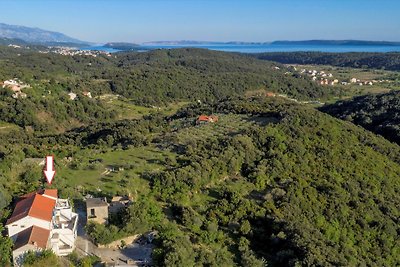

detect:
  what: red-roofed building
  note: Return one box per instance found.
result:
[265,92,276,97]
[12,226,50,266]
[42,189,58,200]
[196,115,219,124]
[6,189,78,266]
[6,191,57,237]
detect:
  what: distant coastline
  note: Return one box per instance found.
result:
[143,40,400,47]
[84,40,400,54]
[271,40,400,46]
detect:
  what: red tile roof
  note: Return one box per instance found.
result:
[14,226,50,250]
[20,188,58,199]
[43,189,58,199]
[198,115,210,122]
[197,115,219,123]
[6,191,56,225]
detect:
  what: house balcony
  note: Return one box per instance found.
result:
[57,244,74,256]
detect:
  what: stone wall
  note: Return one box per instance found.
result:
[97,235,139,249]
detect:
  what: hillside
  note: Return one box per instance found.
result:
[1,46,398,266]
[1,97,399,266]
[320,90,400,145]
[0,47,337,132]
[133,98,400,266]
[111,48,335,101]
[252,52,400,71]
[0,22,87,45]
[0,37,28,46]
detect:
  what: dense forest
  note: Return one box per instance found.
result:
[0,46,339,132]
[252,52,400,70]
[320,90,400,145]
[0,47,333,102]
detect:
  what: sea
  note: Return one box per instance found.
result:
[82,44,400,54]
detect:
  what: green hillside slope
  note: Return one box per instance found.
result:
[146,98,400,266]
[320,90,400,145]
[1,98,396,266]
[252,51,400,71]
[0,47,338,132]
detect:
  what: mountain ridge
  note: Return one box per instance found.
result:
[0,22,89,45]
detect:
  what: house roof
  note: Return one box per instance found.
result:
[197,115,210,121]
[42,189,58,199]
[86,198,108,208]
[20,188,58,199]
[14,226,50,250]
[6,190,57,225]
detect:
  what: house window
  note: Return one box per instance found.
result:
[90,208,95,217]
[20,225,25,228]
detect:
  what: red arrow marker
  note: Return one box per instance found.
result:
[43,155,56,184]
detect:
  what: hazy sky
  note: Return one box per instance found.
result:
[1,0,399,43]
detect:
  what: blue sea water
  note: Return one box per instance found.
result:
[80,46,121,53]
[83,44,400,53]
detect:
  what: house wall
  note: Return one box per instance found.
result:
[87,206,108,224]
[7,216,51,239]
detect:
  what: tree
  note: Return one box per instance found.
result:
[0,184,11,211]
[0,235,12,266]
[163,236,196,267]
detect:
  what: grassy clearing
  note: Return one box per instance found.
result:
[171,114,276,145]
[0,121,20,133]
[56,145,177,197]
[100,95,189,120]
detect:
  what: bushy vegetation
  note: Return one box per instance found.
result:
[1,46,400,266]
[0,89,116,131]
[320,90,400,145]
[0,47,334,102]
[22,249,100,267]
[2,96,400,266]
[86,196,163,245]
[35,97,399,266]
[0,228,12,266]
[23,250,60,267]
[0,46,342,133]
[252,51,400,70]
[146,98,400,266]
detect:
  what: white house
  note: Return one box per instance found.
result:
[6,189,78,265]
[82,91,92,98]
[50,198,78,256]
[2,79,30,93]
[67,92,77,100]
[6,190,57,239]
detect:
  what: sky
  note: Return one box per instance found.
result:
[1,0,399,43]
